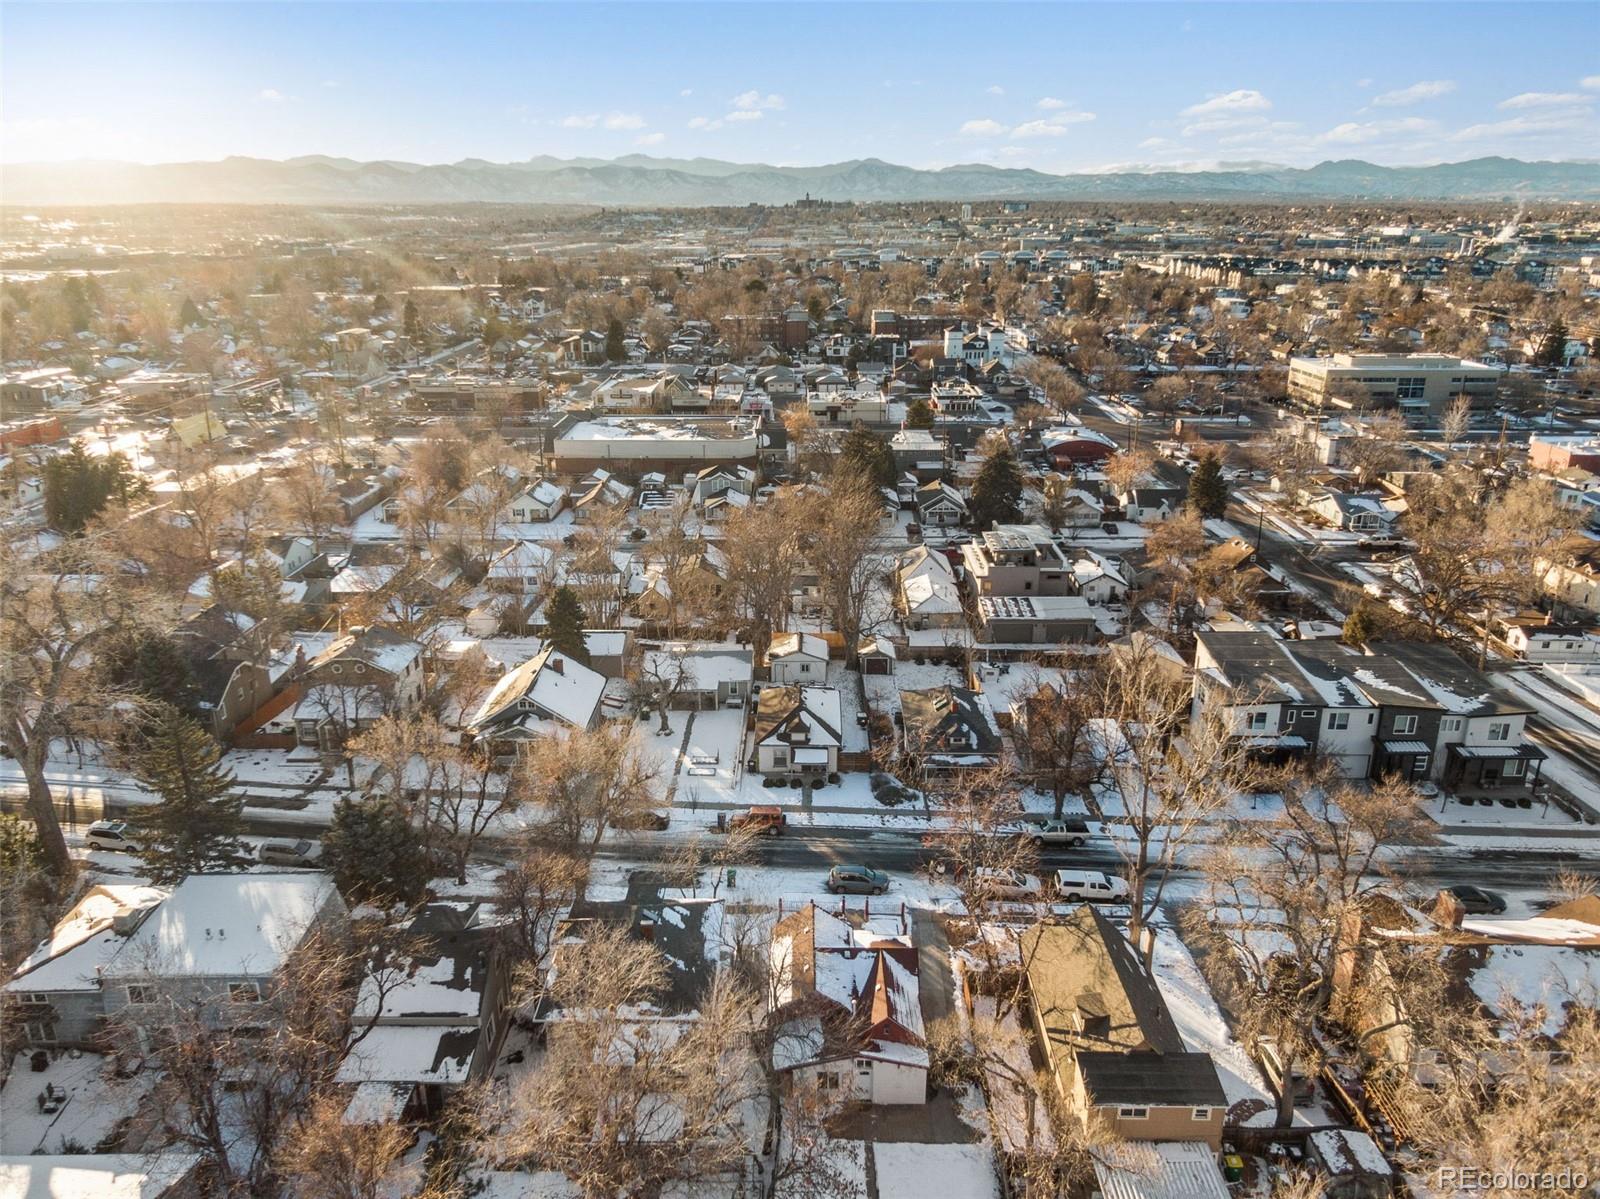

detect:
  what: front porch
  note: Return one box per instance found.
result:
[1441,742,1547,790]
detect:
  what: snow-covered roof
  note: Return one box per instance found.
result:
[468,644,605,734]
[6,886,167,994]
[335,1023,478,1085]
[0,1154,200,1199]
[102,874,338,980]
[767,632,829,662]
[1094,1142,1230,1199]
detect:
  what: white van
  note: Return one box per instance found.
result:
[1051,870,1130,903]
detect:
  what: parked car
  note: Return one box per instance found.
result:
[723,805,786,836]
[1257,1037,1317,1106]
[1100,521,1119,534]
[257,838,319,867]
[1051,870,1129,903]
[1358,535,1407,549]
[1444,885,1507,915]
[84,820,140,853]
[1026,817,1092,848]
[966,867,1044,901]
[826,865,890,895]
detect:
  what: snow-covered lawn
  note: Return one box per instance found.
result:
[1467,942,1600,1036]
[0,1051,147,1155]
[873,1142,999,1199]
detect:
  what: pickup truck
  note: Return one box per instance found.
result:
[1023,818,1093,848]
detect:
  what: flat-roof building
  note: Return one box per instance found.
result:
[1286,353,1499,424]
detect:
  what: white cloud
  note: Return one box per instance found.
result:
[687,115,721,131]
[1499,92,1586,109]
[1037,97,1067,110]
[562,114,598,128]
[1582,76,1600,90]
[679,88,693,97]
[986,85,1005,95]
[1316,117,1435,145]
[731,90,785,111]
[725,109,764,123]
[603,112,646,130]
[257,88,285,102]
[959,118,1007,136]
[1181,89,1271,117]
[1011,112,1096,139]
[1138,136,1173,150]
[1370,79,1456,107]
[1356,78,1373,89]
[635,132,666,146]
[1451,105,1595,142]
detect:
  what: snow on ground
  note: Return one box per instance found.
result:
[1424,793,1581,832]
[873,1142,999,1199]
[1147,926,1277,1127]
[0,1051,146,1154]
[1467,943,1600,1036]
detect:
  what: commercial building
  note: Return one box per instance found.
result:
[1286,353,1499,423]
[551,414,763,478]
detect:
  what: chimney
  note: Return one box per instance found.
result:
[548,656,563,675]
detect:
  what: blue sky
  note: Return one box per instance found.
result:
[3,2,1597,169]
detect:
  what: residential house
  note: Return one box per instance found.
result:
[765,632,830,684]
[466,644,607,744]
[641,644,753,710]
[1072,551,1130,605]
[336,902,509,1121]
[915,480,968,528]
[769,902,927,1105]
[1022,908,1227,1147]
[1497,617,1600,664]
[504,479,569,524]
[1119,485,1185,524]
[1,874,348,1049]
[170,605,275,744]
[753,685,842,777]
[898,685,1002,774]
[975,594,1100,644]
[1305,488,1398,533]
[959,525,1074,598]
[291,626,425,748]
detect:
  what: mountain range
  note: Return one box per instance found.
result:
[5,154,1598,207]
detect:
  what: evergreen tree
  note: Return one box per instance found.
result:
[906,398,936,430]
[544,586,590,664]
[323,796,428,907]
[1342,603,1380,647]
[371,292,391,317]
[101,628,201,716]
[605,318,627,362]
[178,297,203,329]
[1537,318,1569,368]
[403,298,421,342]
[838,423,897,488]
[43,444,143,534]
[1188,451,1230,520]
[0,813,46,884]
[968,443,1024,530]
[129,709,246,885]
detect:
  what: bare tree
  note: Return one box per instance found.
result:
[1092,639,1257,950]
[516,723,660,899]
[0,538,157,875]
[1439,395,1472,450]
[278,1093,418,1199]
[1014,667,1103,821]
[492,840,584,967]
[1185,767,1425,1126]
[495,925,759,1198]
[277,459,343,542]
[722,493,803,664]
[804,466,888,667]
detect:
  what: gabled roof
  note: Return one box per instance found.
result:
[899,685,1001,756]
[767,631,829,663]
[754,685,842,749]
[467,644,606,734]
[310,626,422,677]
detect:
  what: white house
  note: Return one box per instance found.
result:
[915,480,967,528]
[769,902,927,1106]
[504,480,568,524]
[765,632,830,684]
[753,685,842,776]
[1499,619,1600,664]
